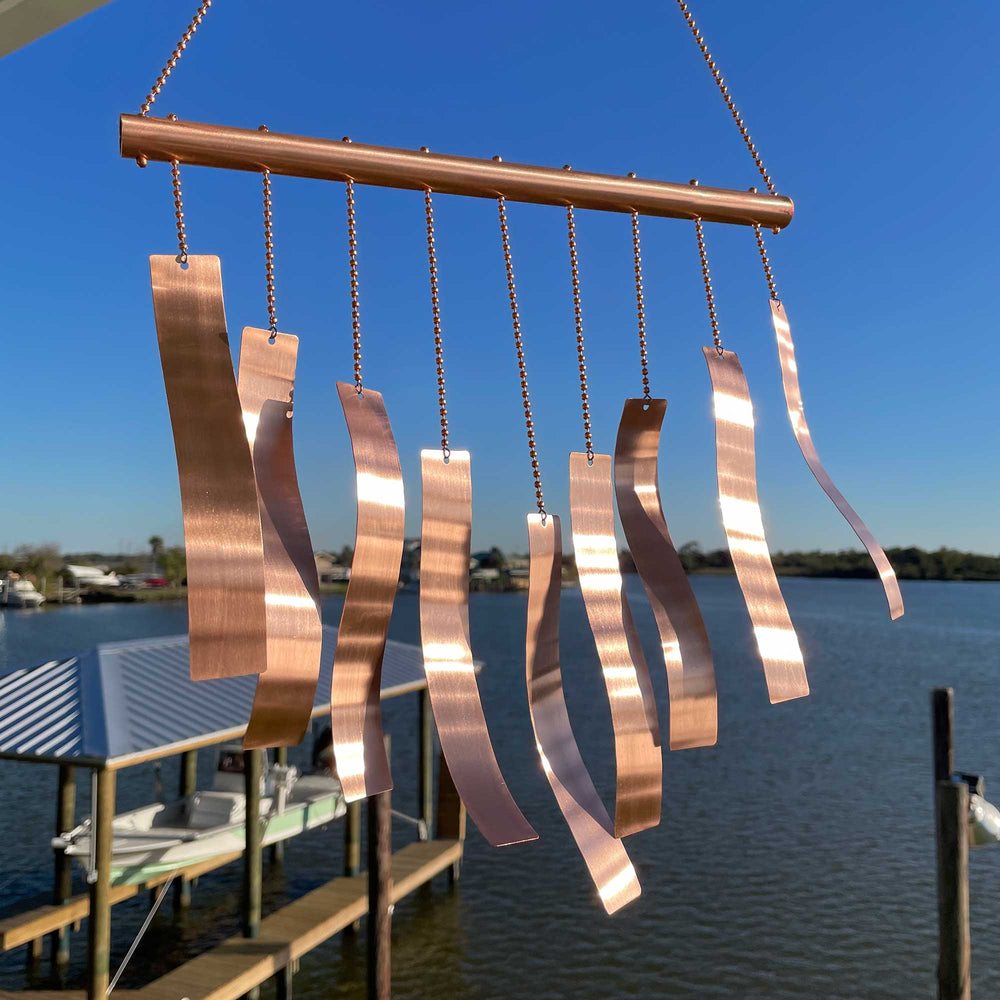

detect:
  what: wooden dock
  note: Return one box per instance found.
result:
[133,839,461,1000]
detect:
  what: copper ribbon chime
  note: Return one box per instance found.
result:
[695,217,808,703]
[417,189,537,847]
[499,197,640,913]
[330,176,406,802]
[563,204,661,838]
[613,211,718,749]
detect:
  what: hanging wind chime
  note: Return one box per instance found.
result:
[132,0,902,917]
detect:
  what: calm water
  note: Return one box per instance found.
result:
[2,578,999,998]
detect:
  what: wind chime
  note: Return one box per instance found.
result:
[135,0,902,916]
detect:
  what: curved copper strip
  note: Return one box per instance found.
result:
[703,347,809,704]
[770,300,903,620]
[568,453,661,837]
[149,255,266,681]
[526,513,641,914]
[614,399,718,750]
[237,328,323,749]
[331,382,404,801]
[419,450,537,846]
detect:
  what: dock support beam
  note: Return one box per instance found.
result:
[418,690,434,837]
[242,748,263,1000]
[51,763,75,968]
[933,688,971,1000]
[87,767,115,1000]
[270,747,288,865]
[174,750,198,910]
[367,736,391,1000]
[436,751,466,884]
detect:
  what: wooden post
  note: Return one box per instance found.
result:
[342,798,363,937]
[270,746,288,864]
[436,750,466,884]
[51,763,75,968]
[936,779,971,1000]
[933,687,954,784]
[174,750,198,910]
[367,736,391,1000]
[418,689,434,837]
[242,749,263,938]
[87,767,116,1000]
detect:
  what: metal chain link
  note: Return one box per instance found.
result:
[753,221,780,301]
[693,216,724,355]
[498,196,545,518]
[139,0,213,116]
[631,210,651,400]
[259,127,278,339]
[674,0,776,197]
[345,171,363,394]
[424,189,450,459]
[169,157,188,263]
[565,205,593,462]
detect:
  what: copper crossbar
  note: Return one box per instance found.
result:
[120,115,794,229]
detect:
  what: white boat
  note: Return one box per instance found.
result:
[53,746,346,886]
[0,578,45,607]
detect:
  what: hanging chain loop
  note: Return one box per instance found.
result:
[345,175,363,394]
[498,196,545,519]
[565,206,593,462]
[424,189,450,460]
[693,216,724,356]
[139,0,213,116]
[674,0,776,198]
[168,140,188,263]
[631,210,651,400]
[258,127,278,339]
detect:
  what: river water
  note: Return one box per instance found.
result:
[1,577,999,999]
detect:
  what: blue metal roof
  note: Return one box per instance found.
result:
[0,627,427,767]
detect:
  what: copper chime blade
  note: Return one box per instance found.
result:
[703,347,809,704]
[526,513,641,914]
[331,382,404,801]
[614,399,718,750]
[149,255,267,680]
[236,328,323,749]
[419,450,538,846]
[569,453,661,838]
[770,300,903,620]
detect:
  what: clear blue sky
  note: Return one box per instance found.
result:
[3,0,998,556]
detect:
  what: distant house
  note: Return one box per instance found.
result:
[314,552,350,584]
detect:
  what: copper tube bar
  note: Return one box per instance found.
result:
[419,450,537,847]
[331,382,404,802]
[769,300,903,620]
[568,453,661,838]
[615,398,718,749]
[149,255,267,681]
[704,347,809,704]
[120,115,793,229]
[526,513,641,915]
[238,328,323,749]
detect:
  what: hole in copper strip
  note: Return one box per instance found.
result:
[332,382,404,801]
[237,328,322,749]
[769,300,903,620]
[527,513,641,914]
[419,450,537,847]
[614,398,718,749]
[703,347,809,704]
[149,255,266,681]
[569,453,661,837]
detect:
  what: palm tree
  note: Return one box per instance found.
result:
[148,535,164,572]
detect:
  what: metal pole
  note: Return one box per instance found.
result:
[936,779,971,1000]
[174,750,198,910]
[86,767,115,1000]
[367,736,391,1000]
[52,763,75,969]
[418,689,434,836]
[119,114,794,230]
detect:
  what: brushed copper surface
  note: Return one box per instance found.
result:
[526,513,641,914]
[569,453,661,837]
[120,115,794,230]
[703,347,809,704]
[419,450,537,846]
[236,328,322,749]
[331,383,404,801]
[770,300,903,620]
[614,399,718,749]
[149,255,266,681]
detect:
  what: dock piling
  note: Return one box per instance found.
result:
[418,689,434,836]
[174,750,198,911]
[242,748,263,1000]
[367,735,392,1000]
[51,763,75,968]
[436,751,466,884]
[270,747,288,865]
[86,767,116,1000]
